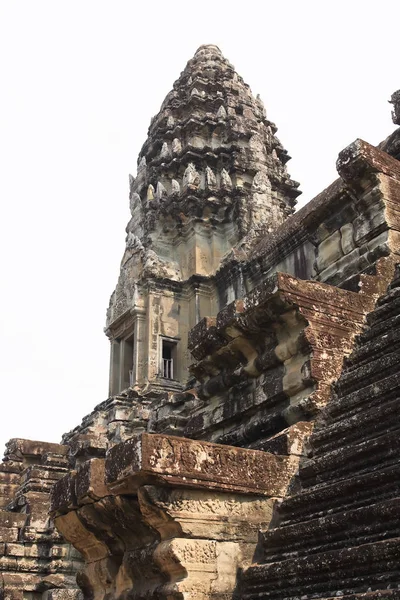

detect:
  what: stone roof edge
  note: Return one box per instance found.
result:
[222,137,400,272]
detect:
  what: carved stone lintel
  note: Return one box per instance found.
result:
[51,432,284,600]
[104,433,297,497]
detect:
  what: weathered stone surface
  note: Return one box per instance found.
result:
[240,265,400,599]
[104,433,297,497]
[172,271,378,449]
[51,432,296,600]
[0,440,83,598]
[3,45,400,600]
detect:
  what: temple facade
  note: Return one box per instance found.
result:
[105,44,300,397]
[1,45,400,600]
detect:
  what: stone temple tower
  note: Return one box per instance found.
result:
[105,44,300,397]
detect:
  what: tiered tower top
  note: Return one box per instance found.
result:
[125,44,300,272]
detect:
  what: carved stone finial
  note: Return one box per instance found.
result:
[252,171,271,193]
[195,44,222,56]
[129,174,135,197]
[256,93,264,107]
[126,232,144,251]
[391,90,400,125]
[220,168,232,190]
[172,138,182,155]
[129,192,141,216]
[160,142,171,159]
[256,93,266,116]
[217,105,227,119]
[167,115,175,128]
[205,166,217,190]
[156,181,168,201]
[147,184,155,201]
[170,179,180,196]
[183,163,200,189]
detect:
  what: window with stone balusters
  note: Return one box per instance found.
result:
[161,340,177,379]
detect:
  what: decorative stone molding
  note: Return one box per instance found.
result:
[166,271,379,449]
[51,433,302,599]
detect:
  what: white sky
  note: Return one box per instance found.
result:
[0,1,398,454]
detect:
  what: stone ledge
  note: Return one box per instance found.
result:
[188,272,375,363]
[51,433,297,516]
[337,138,400,188]
[104,433,296,497]
[4,439,69,463]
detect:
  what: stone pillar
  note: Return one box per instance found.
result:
[119,338,133,392]
[132,307,147,386]
[109,339,120,397]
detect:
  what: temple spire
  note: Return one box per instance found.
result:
[106,45,301,392]
[130,43,300,258]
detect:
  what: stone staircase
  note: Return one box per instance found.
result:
[240,265,400,599]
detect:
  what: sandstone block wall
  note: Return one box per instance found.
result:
[0,439,83,598]
[216,140,400,308]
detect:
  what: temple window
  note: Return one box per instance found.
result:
[162,340,177,379]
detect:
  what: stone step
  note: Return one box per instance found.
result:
[376,284,400,306]
[309,395,399,456]
[365,294,400,328]
[241,537,400,600]
[261,497,400,562]
[319,369,400,428]
[353,314,400,367]
[300,428,400,489]
[341,315,400,368]
[334,348,400,398]
[279,463,400,527]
